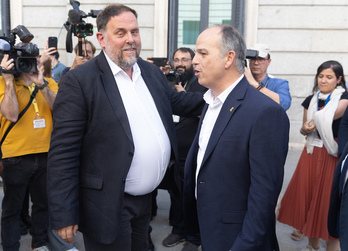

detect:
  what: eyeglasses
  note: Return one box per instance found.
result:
[250,57,268,63]
[173,58,192,63]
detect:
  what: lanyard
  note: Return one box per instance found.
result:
[317,92,331,111]
[27,83,40,116]
[261,76,270,88]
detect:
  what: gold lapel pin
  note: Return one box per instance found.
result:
[230,107,234,112]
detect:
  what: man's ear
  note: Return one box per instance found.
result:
[96,32,105,49]
[225,50,235,69]
[267,58,272,67]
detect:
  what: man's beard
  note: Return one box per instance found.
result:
[175,65,194,83]
[105,42,139,70]
[118,45,139,70]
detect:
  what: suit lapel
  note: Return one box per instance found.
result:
[97,52,133,143]
[199,77,248,169]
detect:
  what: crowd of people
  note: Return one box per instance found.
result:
[0,3,347,251]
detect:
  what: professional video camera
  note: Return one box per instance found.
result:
[0,25,39,76]
[65,0,100,55]
[165,70,186,86]
[245,49,259,60]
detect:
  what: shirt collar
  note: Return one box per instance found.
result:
[15,77,34,87]
[203,74,244,107]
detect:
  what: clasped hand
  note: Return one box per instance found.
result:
[302,119,316,135]
[55,224,79,245]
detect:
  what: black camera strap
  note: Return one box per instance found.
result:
[0,85,39,146]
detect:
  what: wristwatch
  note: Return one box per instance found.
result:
[37,79,49,90]
[257,82,265,91]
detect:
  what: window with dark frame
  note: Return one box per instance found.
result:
[168,0,245,62]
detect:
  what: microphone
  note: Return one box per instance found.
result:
[66,28,73,53]
[70,0,80,11]
[68,9,81,24]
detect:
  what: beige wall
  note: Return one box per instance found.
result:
[10,0,348,148]
[246,0,348,148]
[10,0,167,67]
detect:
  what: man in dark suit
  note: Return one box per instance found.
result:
[161,48,206,251]
[47,4,203,251]
[338,107,348,156]
[328,108,348,250]
[183,25,289,250]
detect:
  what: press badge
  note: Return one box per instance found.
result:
[33,116,46,129]
[311,137,323,148]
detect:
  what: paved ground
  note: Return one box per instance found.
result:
[0,148,331,250]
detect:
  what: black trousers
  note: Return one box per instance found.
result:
[83,192,152,251]
[158,160,201,245]
[1,153,48,251]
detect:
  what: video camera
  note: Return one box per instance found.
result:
[65,0,100,54]
[0,25,39,76]
[165,70,186,86]
[245,49,259,60]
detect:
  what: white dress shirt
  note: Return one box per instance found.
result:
[196,75,244,197]
[105,54,171,196]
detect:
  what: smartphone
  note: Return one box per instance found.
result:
[150,57,167,67]
[48,36,58,56]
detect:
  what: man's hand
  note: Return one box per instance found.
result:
[160,61,171,74]
[0,54,18,122]
[146,57,171,74]
[244,66,258,88]
[173,83,185,92]
[0,54,15,84]
[55,224,78,244]
[71,56,88,70]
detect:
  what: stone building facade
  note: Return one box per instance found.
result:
[4,0,348,148]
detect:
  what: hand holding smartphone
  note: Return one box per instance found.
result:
[48,36,58,56]
[148,57,167,67]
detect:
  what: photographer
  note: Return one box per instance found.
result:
[58,40,96,86]
[62,39,96,74]
[244,43,291,111]
[0,35,58,250]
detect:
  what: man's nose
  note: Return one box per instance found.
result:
[126,32,135,44]
[192,55,198,65]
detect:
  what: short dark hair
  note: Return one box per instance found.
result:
[97,4,138,33]
[312,60,347,93]
[173,47,195,60]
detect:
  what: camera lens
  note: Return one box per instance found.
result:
[17,57,37,73]
[19,60,32,72]
[167,75,175,82]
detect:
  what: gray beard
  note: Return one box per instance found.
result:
[104,44,138,70]
[118,56,138,70]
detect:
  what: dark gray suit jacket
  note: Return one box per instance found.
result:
[47,51,204,244]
